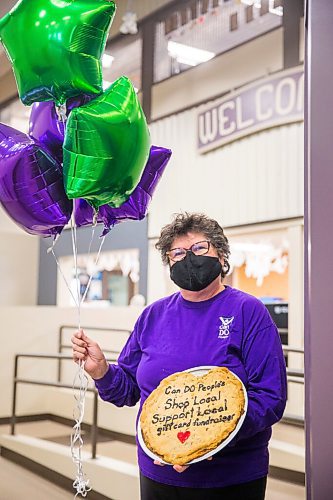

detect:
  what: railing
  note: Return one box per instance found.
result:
[10,325,131,459]
[283,344,304,384]
[281,345,304,425]
[283,345,304,354]
[58,327,305,389]
[11,352,117,459]
[11,333,305,458]
[57,324,131,383]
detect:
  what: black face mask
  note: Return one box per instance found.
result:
[170,252,222,292]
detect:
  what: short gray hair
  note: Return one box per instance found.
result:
[155,212,230,277]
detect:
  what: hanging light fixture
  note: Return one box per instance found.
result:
[167,41,215,66]
[120,0,138,34]
[102,53,114,69]
[240,1,263,8]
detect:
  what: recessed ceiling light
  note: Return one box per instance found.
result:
[167,41,215,67]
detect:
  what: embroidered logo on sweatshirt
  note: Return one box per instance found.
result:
[218,316,234,339]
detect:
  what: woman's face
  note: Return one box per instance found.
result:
[168,232,220,267]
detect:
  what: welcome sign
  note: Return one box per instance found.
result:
[197,67,304,153]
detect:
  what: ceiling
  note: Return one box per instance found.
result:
[0,0,173,27]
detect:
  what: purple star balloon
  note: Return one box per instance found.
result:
[29,94,92,164]
[0,123,72,237]
[75,145,172,235]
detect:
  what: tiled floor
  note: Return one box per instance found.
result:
[272,422,304,447]
[0,455,72,500]
[0,456,306,500]
[0,420,305,499]
[266,477,305,500]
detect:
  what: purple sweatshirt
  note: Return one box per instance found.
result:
[95,286,287,488]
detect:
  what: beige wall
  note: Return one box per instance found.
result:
[0,230,39,305]
[0,305,142,419]
[0,203,39,307]
[148,118,304,239]
[0,206,24,234]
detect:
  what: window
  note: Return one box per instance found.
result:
[56,249,140,307]
[154,0,282,83]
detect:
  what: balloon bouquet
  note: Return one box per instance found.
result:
[0,1,172,496]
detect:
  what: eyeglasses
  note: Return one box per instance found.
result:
[166,240,211,262]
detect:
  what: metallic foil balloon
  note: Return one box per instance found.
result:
[75,145,172,235]
[0,123,72,237]
[64,76,151,210]
[0,0,116,105]
[29,95,92,163]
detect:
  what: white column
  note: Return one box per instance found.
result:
[286,223,304,419]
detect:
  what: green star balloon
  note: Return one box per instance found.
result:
[63,76,151,210]
[0,0,116,106]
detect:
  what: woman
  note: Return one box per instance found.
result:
[72,212,287,500]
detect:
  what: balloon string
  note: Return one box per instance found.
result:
[69,212,105,498]
[81,235,106,305]
[50,248,80,307]
[48,211,106,497]
[69,216,106,317]
[70,216,81,328]
[92,209,98,227]
[71,357,91,498]
[47,235,79,307]
[88,225,96,255]
[56,103,67,124]
[48,227,90,497]
[69,215,90,497]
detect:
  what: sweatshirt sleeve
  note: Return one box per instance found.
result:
[94,322,142,407]
[235,321,287,441]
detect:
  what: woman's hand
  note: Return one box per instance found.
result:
[154,456,213,473]
[71,329,109,380]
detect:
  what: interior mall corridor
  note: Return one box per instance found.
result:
[0,419,305,500]
[0,454,305,500]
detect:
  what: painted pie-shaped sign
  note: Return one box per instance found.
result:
[139,367,246,465]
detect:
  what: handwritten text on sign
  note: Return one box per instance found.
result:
[151,380,236,436]
[197,67,304,153]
